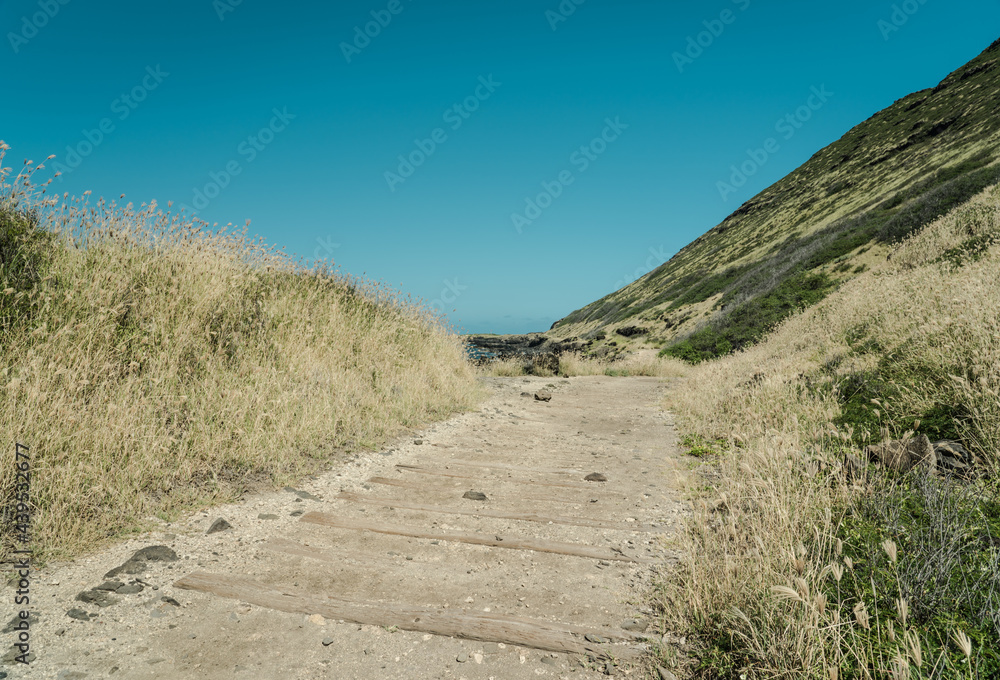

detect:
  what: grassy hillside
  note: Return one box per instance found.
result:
[0,147,482,562]
[655,184,1000,678]
[552,37,1000,363]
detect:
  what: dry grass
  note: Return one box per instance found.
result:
[559,350,688,378]
[0,146,483,562]
[476,351,688,379]
[656,184,1000,677]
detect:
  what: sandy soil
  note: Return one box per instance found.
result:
[3,376,690,680]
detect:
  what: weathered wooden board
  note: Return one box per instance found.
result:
[173,571,642,659]
[336,491,664,533]
[262,536,428,566]
[299,511,652,563]
[395,464,601,490]
[440,459,584,475]
[366,476,586,505]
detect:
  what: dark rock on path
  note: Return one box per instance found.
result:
[462,491,488,501]
[76,589,118,608]
[1,612,38,634]
[104,545,178,578]
[206,518,232,534]
[585,472,608,482]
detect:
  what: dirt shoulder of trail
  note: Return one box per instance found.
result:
[3,375,693,680]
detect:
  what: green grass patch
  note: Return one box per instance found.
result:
[827,473,1000,677]
[661,272,836,364]
[680,433,729,458]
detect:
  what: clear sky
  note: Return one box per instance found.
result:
[3,1,998,334]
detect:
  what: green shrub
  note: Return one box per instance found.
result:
[828,472,1000,677]
[661,273,836,364]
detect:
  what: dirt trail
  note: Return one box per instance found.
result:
[6,376,690,679]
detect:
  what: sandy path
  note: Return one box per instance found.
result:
[4,376,689,679]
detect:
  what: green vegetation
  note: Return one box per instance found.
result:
[829,473,1000,677]
[680,433,729,458]
[654,181,1000,678]
[660,273,836,363]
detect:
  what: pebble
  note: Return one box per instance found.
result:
[621,618,648,632]
[257,514,279,520]
[206,518,232,534]
[462,491,488,501]
[584,472,608,482]
[322,637,334,647]
[456,652,468,663]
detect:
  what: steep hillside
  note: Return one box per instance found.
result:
[551,37,1000,362]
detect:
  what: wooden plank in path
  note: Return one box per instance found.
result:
[336,491,665,533]
[441,459,584,476]
[173,571,642,659]
[366,476,587,506]
[262,536,431,566]
[396,464,601,490]
[299,511,652,563]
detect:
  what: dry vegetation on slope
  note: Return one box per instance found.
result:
[0,147,482,563]
[655,185,1000,678]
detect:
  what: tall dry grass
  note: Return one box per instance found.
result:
[476,351,688,378]
[657,184,1000,677]
[0,145,482,562]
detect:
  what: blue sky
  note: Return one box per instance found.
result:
[3,0,999,334]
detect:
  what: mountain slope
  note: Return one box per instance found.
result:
[550,37,1000,361]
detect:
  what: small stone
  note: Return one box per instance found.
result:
[146,659,166,665]
[206,518,232,534]
[456,652,468,663]
[534,391,552,402]
[66,609,93,621]
[463,491,488,501]
[290,510,304,517]
[161,596,181,607]
[257,514,279,520]
[585,473,608,482]
[658,668,679,680]
[115,583,144,595]
[520,392,532,397]
[414,439,424,445]
[584,634,607,643]
[621,618,648,632]
[322,637,334,647]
